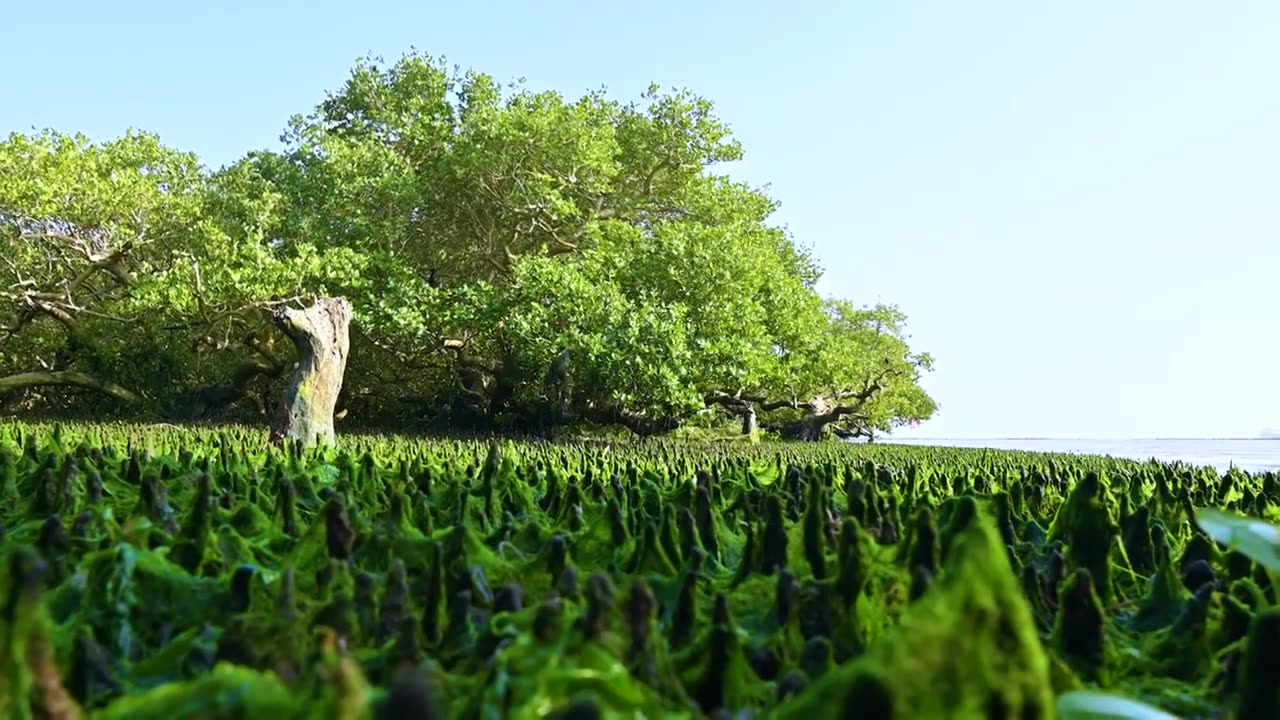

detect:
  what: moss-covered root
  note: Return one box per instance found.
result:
[1130,523,1190,632]
[2,546,85,720]
[838,672,895,720]
[91,664,299,720]
[1051,568,1108,684]
[1235,608,1280,720]
[774,514,1055,719]
[1048,471,1120,602]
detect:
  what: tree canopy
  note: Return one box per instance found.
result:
[0,50,937,439]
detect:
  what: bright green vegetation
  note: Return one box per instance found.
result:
[1,422,1277,718]
[0,50,933,442]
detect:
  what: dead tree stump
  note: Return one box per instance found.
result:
[269,297,352,448]
[741,402,758,436]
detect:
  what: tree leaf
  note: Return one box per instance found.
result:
[1194,508,1280,572]
[1056,691,1180,720]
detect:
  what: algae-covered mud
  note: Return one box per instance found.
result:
[0,422,1276,719]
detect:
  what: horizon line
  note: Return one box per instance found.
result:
[884,436,1280,442]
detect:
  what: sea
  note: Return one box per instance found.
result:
[880,438,1280,474]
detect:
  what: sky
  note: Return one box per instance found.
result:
[3,1,1278,439]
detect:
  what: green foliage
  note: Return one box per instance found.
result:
[0,130,208,410]
[0,50,935,436]
[499,255,702,417]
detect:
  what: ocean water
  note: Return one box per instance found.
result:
[881,438,1280,473]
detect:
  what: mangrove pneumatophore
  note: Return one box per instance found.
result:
[0,422,1274,717]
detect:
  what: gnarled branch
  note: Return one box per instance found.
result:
[704,363,902,441]
[0,370,141,405]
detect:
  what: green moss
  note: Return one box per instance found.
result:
[1235,608,1280,720]
[776,514,1055,719]
[0,422,1271,718]
[1051,568,1108,683]
[91,663,298,719]
[1048,471,1121,602]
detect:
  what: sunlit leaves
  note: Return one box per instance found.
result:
[0,131,212,404]
[0,50,937,432]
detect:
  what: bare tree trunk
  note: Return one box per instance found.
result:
[741,402,758,436]
[269,298,352,448]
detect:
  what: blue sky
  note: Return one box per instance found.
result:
[4,1,1278,439]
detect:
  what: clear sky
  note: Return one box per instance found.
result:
[4,1,1278,439]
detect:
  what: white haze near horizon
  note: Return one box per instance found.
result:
[879,437,1280,473]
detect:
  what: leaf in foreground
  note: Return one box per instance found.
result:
[1056,690,1180,720]
[1193,508,1280,573]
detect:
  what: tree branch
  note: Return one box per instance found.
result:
[0,370,141,405]
[25,299,84,344]
[574,404,684,436]
[704,390,817,414]
[183,355,285,419]
[706,362,901,441]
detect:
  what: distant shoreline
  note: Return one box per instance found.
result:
[875,436,1280,473]
[886,437,1280,442]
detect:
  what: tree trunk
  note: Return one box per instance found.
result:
[741,402,758,436]
[184,357,284,420]
[0,370,140,405]
[576,404,684,436]
[778,403,851,442]
[775,391,878,442]
[779,416,828,442]
[269,297,352,448]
